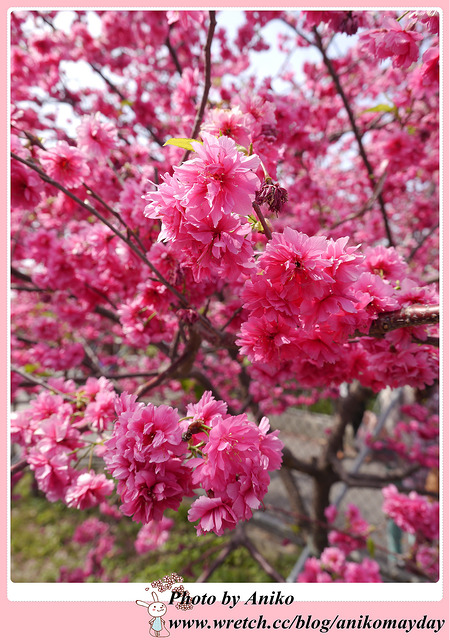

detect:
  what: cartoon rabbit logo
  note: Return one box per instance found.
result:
[136,592,170,637]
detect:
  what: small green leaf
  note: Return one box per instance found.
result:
[360,104,395,115]
[248,215,264,233]
[163,138,202,151]
[367,537,375,558]
[24,363,39,374]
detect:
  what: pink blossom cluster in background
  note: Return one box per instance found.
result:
[12,378,116,506]
[382,485,439,581]
[59,517,116,582]
[297,548,381,583]
[325,503,371,556]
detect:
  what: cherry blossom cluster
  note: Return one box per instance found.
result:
[143,133,261,283]
[296,503,380,583]
[12,378,116,507]
[238,234,438,392]
[382,484,439,580]
[135,517,174,555]
[297,548,381,583]
[366,401,439,469]
[103,391,283,536]
[382,485,438,542]
[325,503,372,556]
[59,517,116,582]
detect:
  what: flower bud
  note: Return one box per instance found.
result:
[255,180,288,214]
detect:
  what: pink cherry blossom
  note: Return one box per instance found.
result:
[65,470,114,509]
[134,517,174,553]
[360,18,423,69]
[77,112,118,157]
[187,495,238,536]
[39,141,89,188]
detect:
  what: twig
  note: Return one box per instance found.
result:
[82,182,148,255]
[277,466,310,531]
[94,305,120,323]
[187,368,233,413]
[12,153,228,346]
[79,335,122,394]
[11,152,190,308]
[181,11,216,163]
[11,266,33,283]
[87,66,165,146]
[331,455,421,489]
[242,537,285,582]
[11,459,29,476]
[90,63,127,101]
[195,542,234,582]
[313,28,394,247]
[11,366,74,400]
[330,168,388,230]
[252,201,273,241]
[408,222,439,261]
[165,30,183,76]
[135,346,197,399]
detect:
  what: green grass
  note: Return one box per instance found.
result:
[11,473,299,583]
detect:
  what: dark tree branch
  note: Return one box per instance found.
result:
[330,455,421,490]
[408,222,439,261]
[313,28,395,247]
[252,201,273,240]
[11,365,74,400]
[11,459,29,476]
[11,152,190,308]
[11,266,32,283]
[195,543,234,582]
[368,304,440,338]
[165,30,183,76]
[181,11,216,163]
[281,446,323,478]
[242,536,285,582]
[330,168,388,230]
[135,331,202,399]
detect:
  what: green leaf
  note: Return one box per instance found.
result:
[163,138,202,151]
[366,537,376,558]
[360,104,396,115]
[24,363,39,374]
[248,214,264,233]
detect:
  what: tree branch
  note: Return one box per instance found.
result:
[165,30,183,76]
[330,167,388,230]
[252,201,273,240]
[330,454,421,489]
[368,304,440,338]
[408,222,439,262]
[181,11,216,163]
[11,152,191,308]
[313,28,394,247]
[11,365,74,400]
